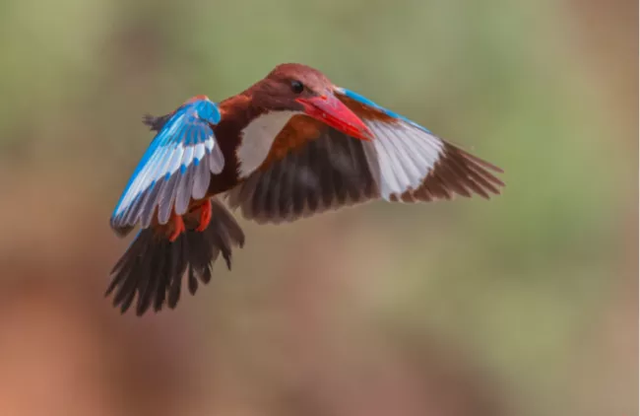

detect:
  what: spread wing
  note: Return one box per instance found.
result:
[227,115,378,223]
[110,98,225,236]
[335,88,504,202]
[227,88,504,224]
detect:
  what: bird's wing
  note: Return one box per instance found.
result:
[334,87,504,201]
[227,115,379,223]
[110,98,225,235]
[226,88,504,224]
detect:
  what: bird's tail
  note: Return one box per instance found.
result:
[106,198,245,315]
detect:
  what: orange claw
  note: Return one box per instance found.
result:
[195,199,212,232]
[168,214,185,242]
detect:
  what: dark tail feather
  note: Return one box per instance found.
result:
[106,200,245,316]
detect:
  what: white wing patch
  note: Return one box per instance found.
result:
[363,120,444,200]
[237,110,297,178]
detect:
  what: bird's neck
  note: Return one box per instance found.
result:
[218,92,259,124]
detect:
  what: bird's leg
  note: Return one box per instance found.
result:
[195,199,212,232]
[168,214,186,242]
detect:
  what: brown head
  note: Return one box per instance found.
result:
[246,63,373,141]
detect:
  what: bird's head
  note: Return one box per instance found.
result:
[251,63,373,141]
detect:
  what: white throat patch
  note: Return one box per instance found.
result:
[237,110,297,178]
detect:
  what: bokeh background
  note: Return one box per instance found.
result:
[0,0,637,415]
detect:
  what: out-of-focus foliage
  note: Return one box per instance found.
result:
[0,0,636,415]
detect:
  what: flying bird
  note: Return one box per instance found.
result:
[107,63,504,315]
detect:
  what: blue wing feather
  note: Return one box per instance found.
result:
[335,87,431,133]
[111,98,224,234]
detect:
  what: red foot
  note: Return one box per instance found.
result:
[195,199,212,232]
[168,214,185,242]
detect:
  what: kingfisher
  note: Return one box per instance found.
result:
[107,63,504,315]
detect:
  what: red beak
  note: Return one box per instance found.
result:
[296,94,373,141]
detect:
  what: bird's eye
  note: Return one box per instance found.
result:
[290,80,304,94]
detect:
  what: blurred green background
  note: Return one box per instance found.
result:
[0,0,636,415]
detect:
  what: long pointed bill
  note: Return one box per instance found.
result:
[296,95,373,141]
